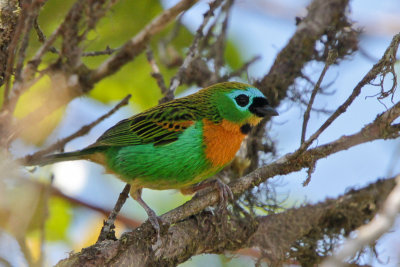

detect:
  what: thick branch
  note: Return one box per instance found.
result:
[255,0,349,106]
[55,73,400,266]
[0,0,19,87]
[160,98,400,226]
[322,175,400,267]
[55,30,400,263]
[247,0,350,174]
[56,176,397,266]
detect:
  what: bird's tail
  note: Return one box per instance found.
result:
[23,147,100,166]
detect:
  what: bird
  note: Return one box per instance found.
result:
[26,81,278,234]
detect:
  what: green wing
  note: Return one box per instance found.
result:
[92,104,198,147]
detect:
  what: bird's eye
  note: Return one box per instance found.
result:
[235,94,249,107]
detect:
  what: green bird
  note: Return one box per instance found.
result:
[27,81,278,233]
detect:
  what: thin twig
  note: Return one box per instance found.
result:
[223,55,260,79]
[161,99,400,225]
[26,1,72,70]
[2,0,85,116]
[296,33,400,155]
[82,46,118,57]
[2,2,26,107]
[322,175,400,267]
[246,0,351,175]
[158,15,183,67]
[162,0,223,103]
[60,0,118,67]
[32,1,119,59]
[146,47,168,95]
[301,49,337,144]
[21,94,131,165]
[23,178,141,228]
[303,162,316,186]
[15,0,43,84]
[212,0,234,79]
[4,1,43,127]
[33,18,59,54]
[91,0,198,84]
[57,187,141,229]
[52,183,139,228]
[5,0,197,148]
[98,183,131,242]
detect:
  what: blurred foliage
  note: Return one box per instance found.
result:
[0,0,245,265]
[2,181,72,241]
[25,196,72,262]
[10,0,243,145]
[45,197,72,241]
[14,76,66,144]
[225,40,242,70]
[83,0,186,109]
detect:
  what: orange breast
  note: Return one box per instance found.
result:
[202,119,246,167]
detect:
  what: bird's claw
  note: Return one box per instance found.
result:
[147,209,161,234]
[182,179,234,209]
[146,209,166,250]
[214,179,234,210]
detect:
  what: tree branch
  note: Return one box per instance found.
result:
[255,0,350,105]
[90,0,198,84]
[53,85,400,265]
[20,94,131,165]
[158,49,400,227]
[322,175,400,267]
[160,0,222,103]
[297,33,400,155]
[246,0,351,174]
[23,178,141,228]
[0,0,19,87]
[301,49,337,144]
[55,176,397,266]
[3,0,198,146]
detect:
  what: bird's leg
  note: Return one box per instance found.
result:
[181,178,234,209]
[130,187,162,237]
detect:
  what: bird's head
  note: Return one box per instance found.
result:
[205,82,278,129]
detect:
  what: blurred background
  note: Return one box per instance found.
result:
[2,0,400,266]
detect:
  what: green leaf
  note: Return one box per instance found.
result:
[84,0,193,110]
[225,39,243,70]
[13,76,66,145]
[45,197,72,241]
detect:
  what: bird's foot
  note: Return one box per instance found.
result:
[146,208,161,234]
[181,179,234,212]
[184,179,234,209]
[132,188,168,247]
[146,209,165,250]
[213,179,234,210]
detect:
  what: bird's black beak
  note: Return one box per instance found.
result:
[249,97,279,117]
[253,105,279,117]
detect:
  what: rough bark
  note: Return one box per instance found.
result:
[56,178,396,266]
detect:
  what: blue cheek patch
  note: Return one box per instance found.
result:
[227,87,266,111]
